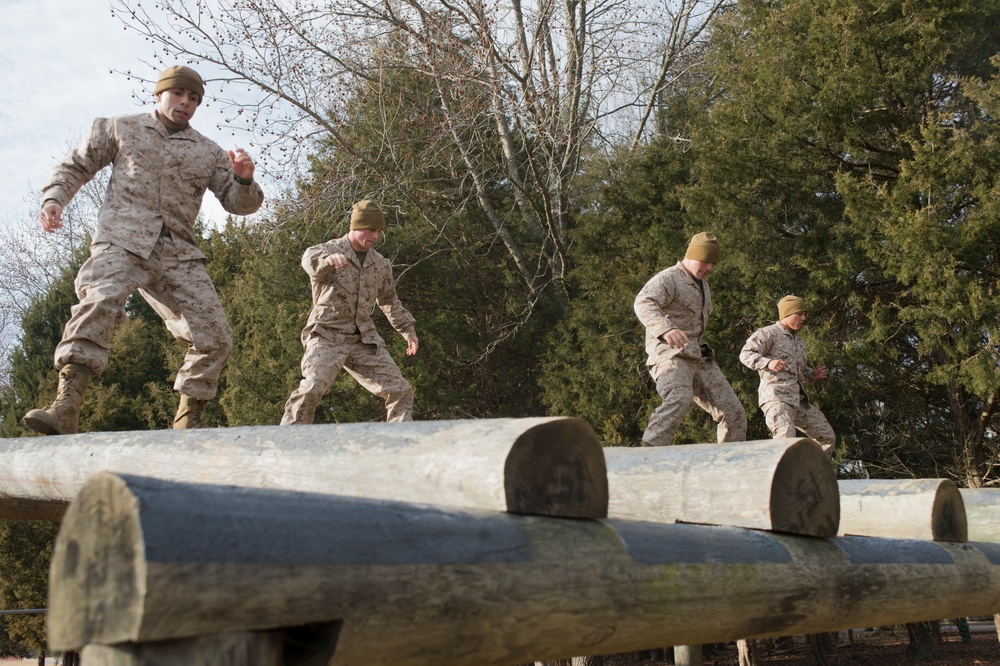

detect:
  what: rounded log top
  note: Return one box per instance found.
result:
[838,479,968,542]
[0,417,609,521]
[604,438,839,537]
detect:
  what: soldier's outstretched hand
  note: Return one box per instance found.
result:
[228,148,256,181]
[40,202,64,233]
[406,336,419,356]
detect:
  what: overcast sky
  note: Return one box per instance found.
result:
[0,0,270,233]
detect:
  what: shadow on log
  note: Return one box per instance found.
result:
[839,479,967,542]
[0,417,608,521]
[49,473,1000,666]
[604,438,839,537]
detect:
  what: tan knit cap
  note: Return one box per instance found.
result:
[684,232,721,263]
[155,65,205,99]
[778,295,807,319]
[350,200,386,230]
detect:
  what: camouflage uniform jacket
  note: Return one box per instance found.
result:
[41,111,264,261]
[740,321,817,407]
[300,235,416,348]
[634,261,713,365]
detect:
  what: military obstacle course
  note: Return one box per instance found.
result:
[0,419,998,665]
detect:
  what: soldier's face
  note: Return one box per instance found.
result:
[783,312,807,330]
[685,259,714,280]
[349,228,381,251]
[156,88,201,129]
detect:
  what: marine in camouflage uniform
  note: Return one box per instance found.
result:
[634,232,747,446]
[22,65,264,436]
[740,295,836,454]
[281,200,418,425]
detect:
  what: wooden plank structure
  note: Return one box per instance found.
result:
[960,488,1000,543]
[49,472,1000,666]
[838,479,967,541]
[0,417,607,521]
[604,438,839,537]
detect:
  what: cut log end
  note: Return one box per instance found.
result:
[49,472,147,651]
[504,418,609,518]
[769,438,840,537]
[932,480,968,542]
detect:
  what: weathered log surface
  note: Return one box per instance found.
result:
[0,417,607,520]
[80,631,286,666]
[838,479,967,542]
[960,488,1000,543]
[604,438,839,537]
[49,473,1000,666]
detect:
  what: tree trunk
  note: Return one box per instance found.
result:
[673,645,702,666]
[906,622,935,661]
[737,639,757,666]
[571,657,603,666]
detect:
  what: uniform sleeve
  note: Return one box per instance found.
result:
[634,271,677,340]
[740,328,773,371]
[41,117,119,207]
[376,264,416,339]
[208,146,264,216]
[301,243,337,281]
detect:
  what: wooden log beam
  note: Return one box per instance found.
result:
[603,438,839,537]
[49,473,1000,666]
[80,631,285,666]
[838,479,967,542]
[0,417,607,521]
[960,488,1000,543]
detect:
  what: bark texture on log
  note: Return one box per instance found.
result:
[1,417,607,521]
[49,473,1000,666]
[604,438,839,537]
[838,479,967,542]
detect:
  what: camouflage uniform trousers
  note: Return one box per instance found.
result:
[281,332,414,425]
[54,235,233,400]
[762,399,836,454]
[643,356,747,446]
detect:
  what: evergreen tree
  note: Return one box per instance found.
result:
[681,0,1000,481]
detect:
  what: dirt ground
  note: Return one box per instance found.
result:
[595,623,1000,665]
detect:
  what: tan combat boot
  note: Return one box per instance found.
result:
[173,394,208,429]
[22,363,92,435]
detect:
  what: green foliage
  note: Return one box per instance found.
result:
[679,0,1000,481]
[0,520,58,655]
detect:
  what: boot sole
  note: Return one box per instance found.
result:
[23,410,62,436]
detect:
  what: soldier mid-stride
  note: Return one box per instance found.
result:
[739,295,836,454]
[634,232,747,446]
[23,65,264,435]
[281,200,419,425]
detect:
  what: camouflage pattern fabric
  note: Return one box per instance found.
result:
[634,262,713,364]
[43,109,263,400]
[42,111,264,260]
[740,321,836,452]
[54,236,232,400]
[763,400,836,453]
[282,235,416,424]
[281,333,414,424]
[642,356,747,446]
[635,263,747,446]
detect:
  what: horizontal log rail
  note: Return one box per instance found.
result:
[0,417,607,521]
[838,479,967,542]
[960,488,1000,543]
[49,473,1000,665]
[604,438,839,537]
